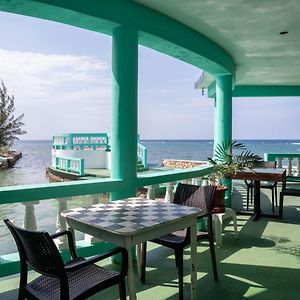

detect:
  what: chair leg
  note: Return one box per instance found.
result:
[279,193,284,218]
[271,188,275,213]
[119,281,127,300]
[140,242,147,284]
[246,186,250,211]
[275,184,278,207]
[18,291,25,300]
[208,235,218,281]
[18,263,27,300]
[250,185,253,204]
[174,249,184,300]
[208,217,218,281]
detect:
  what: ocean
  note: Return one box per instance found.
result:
[1,139,300,187]
[0,139,300,254]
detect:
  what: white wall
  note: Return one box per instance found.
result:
[52,149,111,169]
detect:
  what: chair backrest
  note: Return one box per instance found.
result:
[4,219,65,277]
[173,183,216,213]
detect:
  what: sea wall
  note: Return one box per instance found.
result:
[0,151,22,170]
[162,159,209,169]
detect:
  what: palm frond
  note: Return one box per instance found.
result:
[207,140,262,183]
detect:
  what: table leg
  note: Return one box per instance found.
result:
[253,180,261,221]
[124,239,137,300]
[190,222,197,300]
[136,243,143,282]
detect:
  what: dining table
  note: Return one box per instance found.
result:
[229,168,286,220]
[61,198,200,300]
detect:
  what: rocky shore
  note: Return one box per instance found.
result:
[162,159,208,169]
[0,151,22,170]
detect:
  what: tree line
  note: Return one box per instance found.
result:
[0,81,26,152]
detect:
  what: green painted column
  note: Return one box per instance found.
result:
[111,25,138,201]
[214,75,233,206]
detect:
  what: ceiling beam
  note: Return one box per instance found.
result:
[0,0,235,77]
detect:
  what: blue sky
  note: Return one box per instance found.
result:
[0,11,299,140]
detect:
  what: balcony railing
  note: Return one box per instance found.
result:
[0,165,213,278]
[53,133,110,150]
[264,153,300,176]
[52,133,148,173]
[55,157,85,176]
[137,143,148,168]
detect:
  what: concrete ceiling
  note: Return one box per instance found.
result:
[135,0,300,86]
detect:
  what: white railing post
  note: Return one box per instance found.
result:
[164,182,176,203]
[202,178,209,186]
[278,158,283,168]
[297,158,300,176]
[181,179,189,184]
[287,158,293,176]
[85,194,102,245]
[192,177,203,186]
[146,185,159,200]
[22,201,39,231]
[55,197,69,249]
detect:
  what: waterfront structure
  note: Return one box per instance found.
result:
[51,133,148,177]
[0,1,300,298]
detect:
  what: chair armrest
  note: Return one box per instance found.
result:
[64,247,128,276]
[50,230,70,239]
[50,230,78,259]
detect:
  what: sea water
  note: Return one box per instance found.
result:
[2,139,300,187]
[0,139,300,254]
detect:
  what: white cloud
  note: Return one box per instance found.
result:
[0,49,112,139]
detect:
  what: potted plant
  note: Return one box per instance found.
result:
[207,140,262,213]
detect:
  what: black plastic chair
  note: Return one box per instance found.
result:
[245,161,278,211]
[140,183,218,300]
[4,219,128,300]
[279,177,300,218]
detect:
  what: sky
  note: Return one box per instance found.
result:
[0,11,299,140]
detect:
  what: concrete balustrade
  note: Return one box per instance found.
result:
[55,157,85,175]
[22,201,39,231]
[52,133,147,175]
[137,143,148,168]
[264,153,300,177]
[146,184,160,200]
[164,182,176,203]
[145,176,207,203]
[55,198,69,249]
[1,163,213,278]
[192,177,203,186]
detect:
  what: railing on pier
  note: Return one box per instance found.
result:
[52,133,148,173]
[53,133,110,150]
[55,157,85,176]
[137,143,148,168]
[264,153,300,176]
[0,165,213,278]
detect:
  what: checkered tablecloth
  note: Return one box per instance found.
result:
[62,198,200,234]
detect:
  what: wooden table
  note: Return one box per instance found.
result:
[61,198,200,300]
[230,168,286,220]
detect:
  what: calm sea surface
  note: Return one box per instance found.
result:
[2,139,300,187]
[1,139,300,254]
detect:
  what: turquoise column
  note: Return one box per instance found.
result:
[214,75,233,206]
[111,25,138,201]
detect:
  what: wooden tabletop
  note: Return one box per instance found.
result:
[228,168,286,182]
